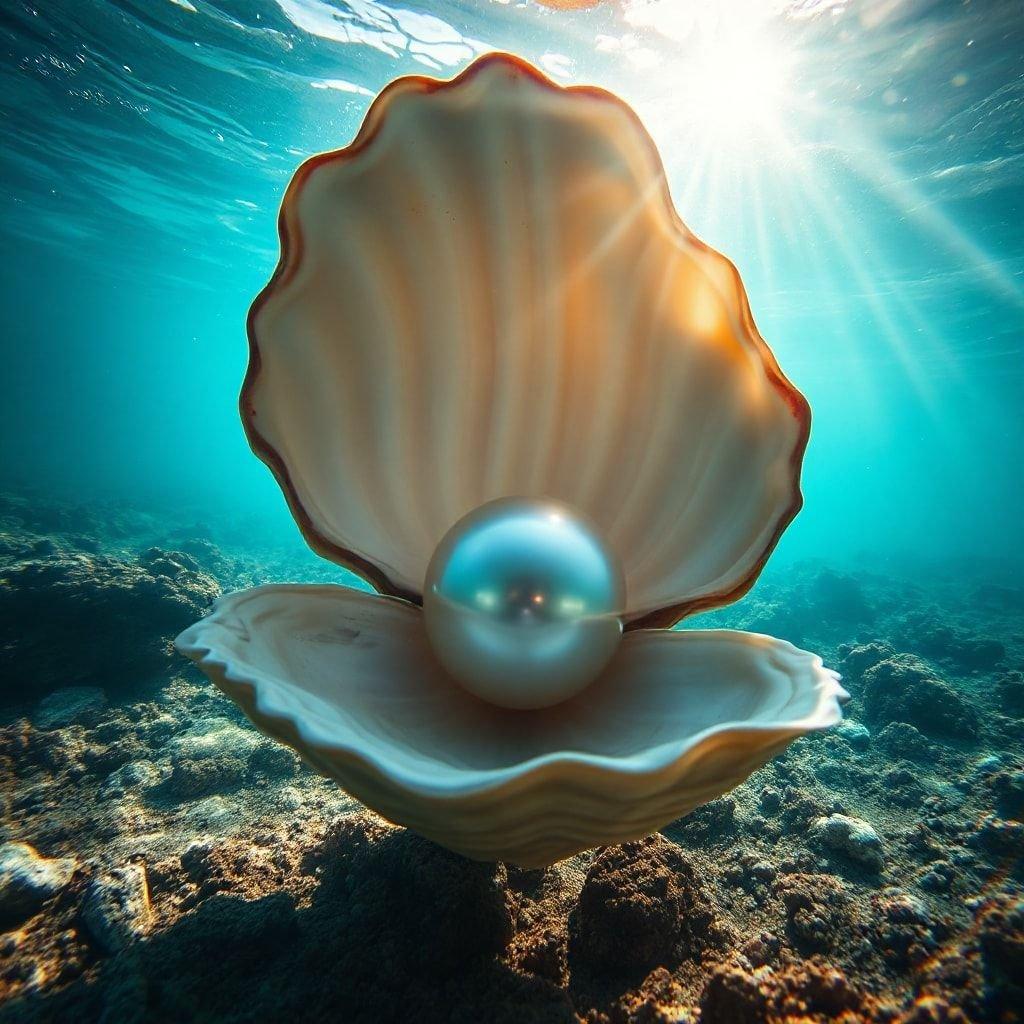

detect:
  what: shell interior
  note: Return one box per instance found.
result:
[178,585,846,866]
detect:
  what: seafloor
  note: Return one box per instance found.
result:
[0,489,1021,1024]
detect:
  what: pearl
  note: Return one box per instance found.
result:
[423,497,626,710]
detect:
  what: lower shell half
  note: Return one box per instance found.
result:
[176,584,847,867]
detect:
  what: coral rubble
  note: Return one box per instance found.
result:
[0,493,1021,1023]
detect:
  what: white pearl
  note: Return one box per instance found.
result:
[423,497,625,709]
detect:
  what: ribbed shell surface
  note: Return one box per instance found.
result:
[244,54,809,627]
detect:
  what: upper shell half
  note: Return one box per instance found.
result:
[245,52,809,627]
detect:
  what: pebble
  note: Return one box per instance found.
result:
[81,864,152,954]
[0,842,76,926]
[918,861,954,893]
[100,760,160,799]
[167,717,260,761]
[809,813,885,871]
[836,720,871,750]
[276,786,304,811]
[184,795,239,830]
[973,755,1003,776]
[878,888,931,926]
[33,686,107,730]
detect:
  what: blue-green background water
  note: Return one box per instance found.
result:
[1,0,1021,576]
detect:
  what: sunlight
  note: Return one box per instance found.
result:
[674,26,795,142]
[624,2,800,152]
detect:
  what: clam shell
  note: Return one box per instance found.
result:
[244,52,809,627]
[177,585,846,867]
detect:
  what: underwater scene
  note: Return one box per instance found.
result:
[1,1,1022,1021]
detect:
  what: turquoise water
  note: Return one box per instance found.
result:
[1,0,1021,570]
[2,6,1024,1020]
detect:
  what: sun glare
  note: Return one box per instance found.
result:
[622,2,799,152]
[679,30,795,140]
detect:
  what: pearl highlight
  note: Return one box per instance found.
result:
[423,497,626,709]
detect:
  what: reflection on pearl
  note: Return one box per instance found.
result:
[423,497,626,709]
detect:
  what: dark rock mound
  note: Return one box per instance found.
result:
[701,956,865,1024]
[895,613,1004,671]
[839,641,895,682]
[7,825,526,1024]
[977,895,1024,1020]
[996,671,1024,716]
[875,722,933,760]
[989,767,1024,821]
[569,834,721,976]
[774,872,853,952]
[861,654,977,738]
[323,821,516,974]
[167,755,246,798]
[870,889,938,968]
[973,583,1024,609]
[667,796,736,843]
[0,549,218,699]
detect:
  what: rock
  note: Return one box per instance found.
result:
[878,889,931,926]
[700,961,772,1024]
[83,734,150,777]
[839,640,895,680]
[779,786,829,832]
[168,755,246,798]
[0,550,219,696]
[896,614,1005,671]
[974,754,1004,776]
[142,712,181,747]
[897,995,960,1023]
[163,718,258,797]
[275,786,304,811]
[976,895,1024,1017]
[167,718,260,762]
[100,760,160,798]
[332,826,514,973]
[917,860,955,893]
[991,769,1024,820]
[775,872,850,952]
[82,863,152,953]
[183,796,241,830]
[949,636,1004,671]
[179,838,294,902]
[862,654,977,738]
[809,813,885,871]
[741,600,804,643]
[701,956,863,1024]
[571,834,720,974]
[670,796,736,842]
[510,925,566,985]
[0,841,75,926]
[974,583,1024,609]
[249,741,301,778]
[968,814,1024,856]
[837,720,871,750]
[996,671,1024,716]
[33,687,107,729]
[876,722,933,760]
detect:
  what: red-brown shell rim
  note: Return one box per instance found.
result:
[241,51,812,631]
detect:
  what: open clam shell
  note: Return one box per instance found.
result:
[244,52,809,629]
[177,586,846,867]
[176,53,840,866]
